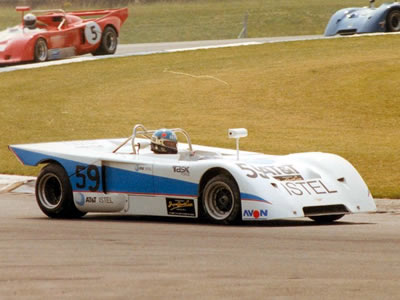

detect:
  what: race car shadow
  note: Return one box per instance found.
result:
[239,219,372,227]
[70,214,373,227]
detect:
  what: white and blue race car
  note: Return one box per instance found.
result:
[9,124,376,224]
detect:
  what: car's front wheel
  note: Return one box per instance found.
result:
[35,164,86,218]
[387,10,400,32]
[201,175,241,225]
[92,26,118,56]
[34,38,48,62]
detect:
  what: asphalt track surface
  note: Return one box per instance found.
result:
[0,191,399,299]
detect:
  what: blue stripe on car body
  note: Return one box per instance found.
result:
[10,146,268,203]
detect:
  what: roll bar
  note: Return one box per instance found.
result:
[112,124,193,154]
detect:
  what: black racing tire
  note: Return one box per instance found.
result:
[35,164,86,218]
[34,38,48,62]
[386,9,400,32]
[201,175,241,225]
[309,214,344,223]
[92,26,118,56]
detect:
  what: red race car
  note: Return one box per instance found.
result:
[0,6,128,65]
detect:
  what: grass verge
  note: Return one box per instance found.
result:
[1,35,400,198]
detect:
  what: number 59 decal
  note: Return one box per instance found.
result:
[75,165,101,192]
[84,22,102,45]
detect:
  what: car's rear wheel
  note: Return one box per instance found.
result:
[34,38,48,62]
[92,26,118,56]
[309,214,344,223]
[387,10,400,32]
[36,164,86,218]
[202,175,241,225]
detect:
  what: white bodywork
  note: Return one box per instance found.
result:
[9,127,376,221]
[0,26,45,51]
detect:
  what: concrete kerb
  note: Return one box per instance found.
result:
[0,174,36,194]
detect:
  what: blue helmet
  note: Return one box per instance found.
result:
[151,129,178,154]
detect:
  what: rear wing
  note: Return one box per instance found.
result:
[16,6,128,25]
[69,7,128,21]
[17,6,65,15]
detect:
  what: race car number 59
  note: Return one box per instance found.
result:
[85,22,102,45]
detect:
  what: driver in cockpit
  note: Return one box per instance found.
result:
[23,13,37,30]
[150,129,178,154]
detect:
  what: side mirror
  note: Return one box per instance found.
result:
[228,128,248,139]
[369,0,375,8]
[228,128,248,160]
[137,140,151,149]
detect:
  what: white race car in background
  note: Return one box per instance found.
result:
[9,124,376,224]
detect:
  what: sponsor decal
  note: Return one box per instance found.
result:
[236,163,338,197]
[48,47,76,60]
[75,193,85,206]
[236,163,300,180]
[75,195,114,205]
[243,209,268,219]
[99,196,113,204]
[85,196,113,204]
[166,198,195,216]
[49,49,61,59]
[281,180,337,196]
[133,164,151,172]
[173,166,190,176]
[86,196,96,203]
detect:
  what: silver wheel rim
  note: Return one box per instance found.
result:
[389,12,400,31]
[105,31,117,52]
[204,181,235,220]
[36,40,47,61]
[37,173,62,209]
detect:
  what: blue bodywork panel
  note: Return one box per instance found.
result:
[9,145,264,202]
[10,146,198,196]
[324,3,400,36]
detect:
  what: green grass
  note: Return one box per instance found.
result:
[1,35,400,198]
[0,0,379,43]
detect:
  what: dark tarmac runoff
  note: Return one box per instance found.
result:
[0,191,399,299]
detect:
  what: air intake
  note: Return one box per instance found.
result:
[303,204,349,216]
[338,29,357,35]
